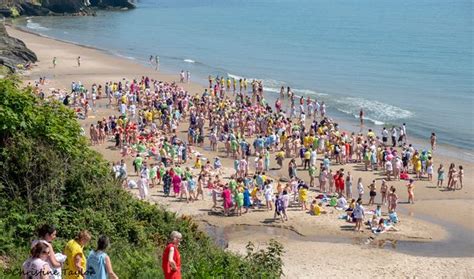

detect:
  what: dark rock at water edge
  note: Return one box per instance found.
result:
[0,24,37,73]
[89,0,136,10]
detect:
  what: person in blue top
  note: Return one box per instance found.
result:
[86,235,118,279]
[243,186,252,213]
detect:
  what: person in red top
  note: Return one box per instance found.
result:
[162,231,182,279]
[335,173,345,195]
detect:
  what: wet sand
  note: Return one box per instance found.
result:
[7,25,474,278]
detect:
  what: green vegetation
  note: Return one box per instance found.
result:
[0,77,284,278]
[9,7,19,17]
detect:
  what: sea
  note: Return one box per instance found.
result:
[13,0,473,159]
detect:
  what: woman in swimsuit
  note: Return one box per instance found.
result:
[387,187,398,212]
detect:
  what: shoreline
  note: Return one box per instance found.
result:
[6,25,474,277]
[9,20,474,159]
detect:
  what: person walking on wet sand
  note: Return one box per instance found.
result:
[162,231,182,279]
[406,179,415,204]
[155,55,160,71]
[430,132,437,151]
[359,108,364,125]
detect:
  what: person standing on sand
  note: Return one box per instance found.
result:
[52,57,57,68]
[458,165,464,189]
[77,56,81,67]
[357,177,364,200]
[437,164,445,187]
[368,180,377,206]
[162,231,182,279]
[353,198,365,232]
[387,187,398,212]
[391,126,398,148]
[222,185,232,216]
[447,163,455,189]
[380,179,388,205]
[345,172,353,199]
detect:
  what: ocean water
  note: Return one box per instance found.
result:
[14,0,473,152]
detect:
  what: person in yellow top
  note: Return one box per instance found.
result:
[64,230,91,279]
[367,129,376,139]
[299,186,308,210]
[415,158,422,179]
[303,149,311,169]
[146,110,153,123]
[310,200,325,216]
[303,135,310,148]
[317,126,324,135]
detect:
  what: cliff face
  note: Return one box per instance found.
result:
[0,24,37,73]
[0,0,136,17]
[39,0,86,14]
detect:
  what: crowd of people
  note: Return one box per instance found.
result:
[32,72,466,223]
[24,69,467,278]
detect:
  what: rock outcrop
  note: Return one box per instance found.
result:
[40,0,86,14]
[0,24,37,73]
[0,0,136,17]
[89,0,136,10]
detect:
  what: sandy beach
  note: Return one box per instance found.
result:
[7,25,474,278]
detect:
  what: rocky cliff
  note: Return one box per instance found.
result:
[0,0,136,17]
[0,24,37,73]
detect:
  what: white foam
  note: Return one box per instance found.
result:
[293,88,328,97]
[227,73,247,81]
[263,87,281,93]
[184,59,195,63]
[26,20,50,31]
[335,97,413,124]
[112,52,136,60]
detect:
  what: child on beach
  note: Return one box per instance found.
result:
[310,200,325,216]
[458,165,464,189]
[437,164,445,187]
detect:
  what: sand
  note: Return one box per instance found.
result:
[7,25,474,278]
